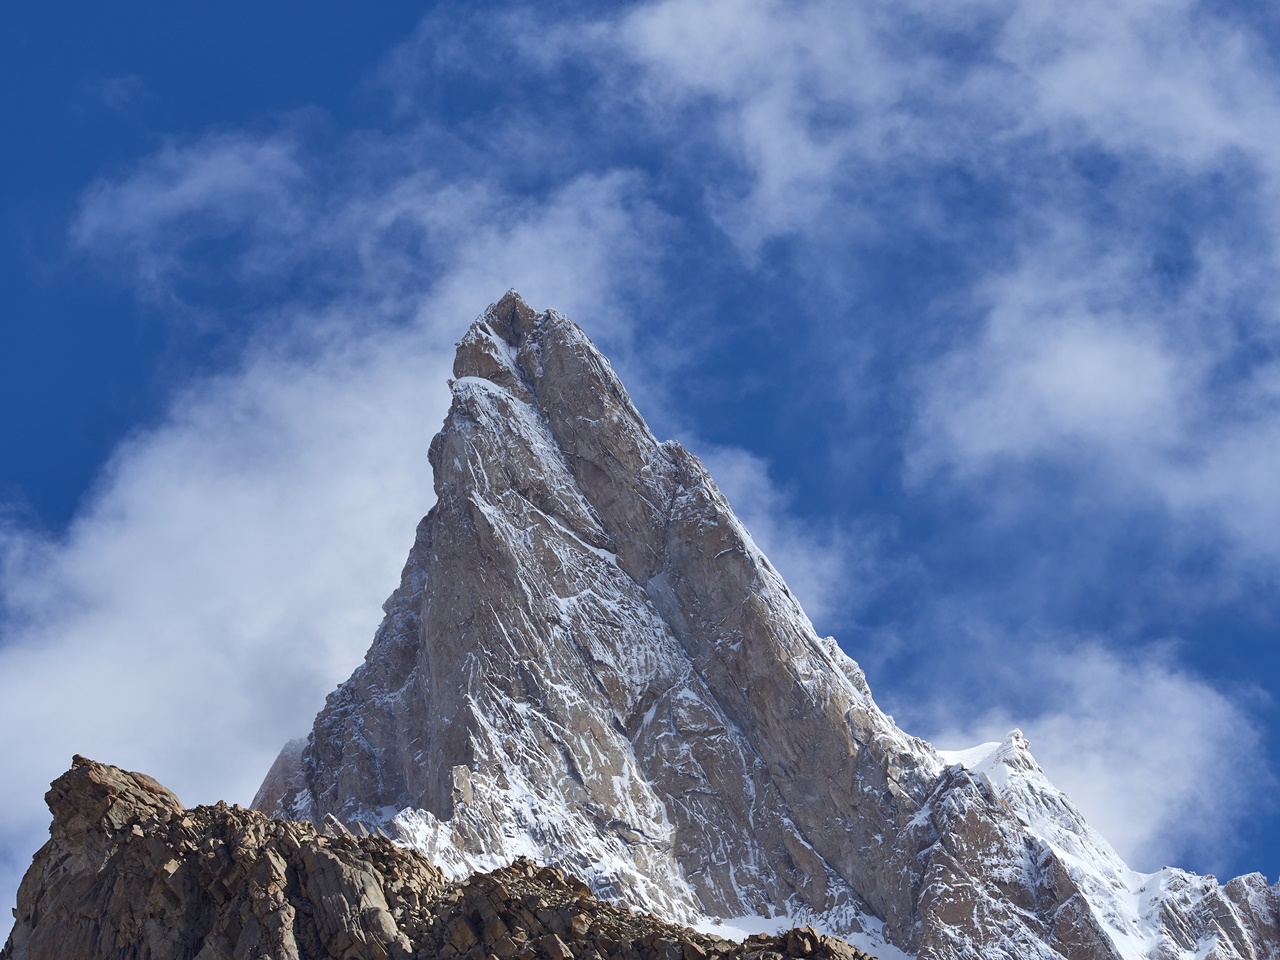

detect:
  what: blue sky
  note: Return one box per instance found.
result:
[3,0,1279,920]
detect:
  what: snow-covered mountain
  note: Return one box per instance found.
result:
[256,293,1280,960]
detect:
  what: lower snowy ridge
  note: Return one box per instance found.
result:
[374,728,1278,960]
[384,767,907,960]
[936,731,1280,960]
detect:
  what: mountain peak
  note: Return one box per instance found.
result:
[452,291,539,399]
[253,297,1280,960]
[481,288,539,345]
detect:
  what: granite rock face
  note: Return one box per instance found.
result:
[3,757,869,960]
[250,293,1279,960]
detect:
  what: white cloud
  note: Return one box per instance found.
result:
[992,0,1280,172]
[912,244,1190,468]
[0,110,669,920]
[605,0,1280,566]
[71,133,308,300]
[908,224,1280,564]
[598,0,1280,877]
[0,322,451,913]
[616,0,919,254]
[613,0,1280,226]
[930,639,1268,873]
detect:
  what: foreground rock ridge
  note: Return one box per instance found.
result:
[245,292,1279,960]
[5,757,870,960]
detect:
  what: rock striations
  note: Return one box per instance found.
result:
[5,757,869,960]
[245,293,1280,960]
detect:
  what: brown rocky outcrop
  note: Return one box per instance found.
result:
[2,758,873,960]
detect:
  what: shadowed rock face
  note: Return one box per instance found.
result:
[243,292,1276,960]
[3,757,872,960]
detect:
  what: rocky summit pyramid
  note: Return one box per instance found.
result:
[256,293,1280,960]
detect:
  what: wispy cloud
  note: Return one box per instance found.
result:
[0,322,450,908]
[71,133,309,302]
[86,74,151,117]
[0,83,670,915]
[603,0,1280,563]
[909,218,1280,565]
[595,0,1280,876]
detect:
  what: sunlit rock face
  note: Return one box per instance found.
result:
[257,293,1280,960]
